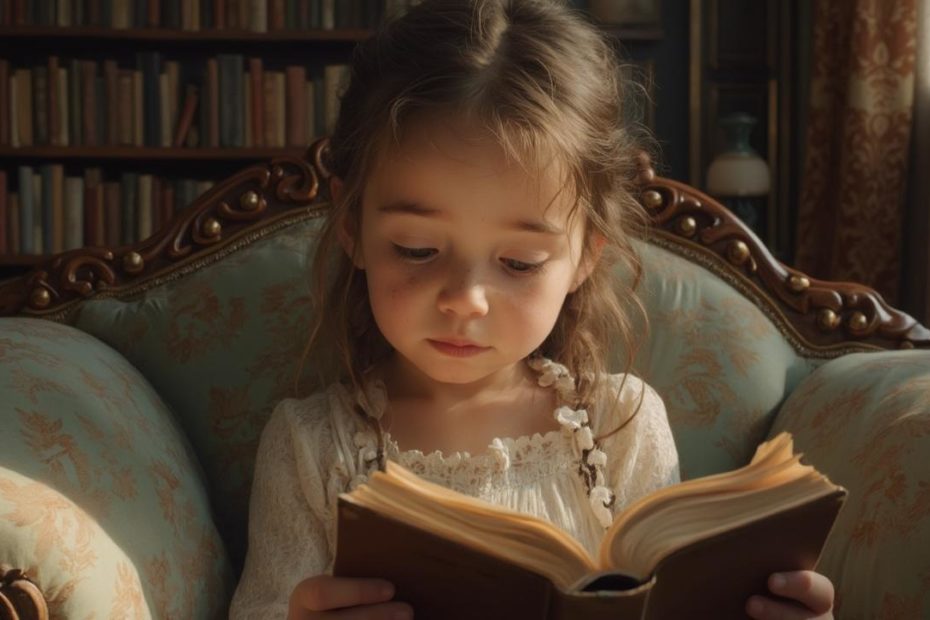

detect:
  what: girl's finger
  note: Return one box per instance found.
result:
[768,571,834,614]
[746,595,829,620]
[292,576,396,611]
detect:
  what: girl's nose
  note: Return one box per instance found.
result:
[437,273,490,318]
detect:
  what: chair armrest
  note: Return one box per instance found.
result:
[769,350,930,618]
[0,317,234,619]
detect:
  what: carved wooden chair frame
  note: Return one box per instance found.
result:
[0,138,927,620]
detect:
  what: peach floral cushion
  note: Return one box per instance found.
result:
[0,317,233,619]
[769,350,930,619]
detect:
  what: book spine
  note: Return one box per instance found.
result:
[132,69,144,146]
[0,170,6,255]
[137,174,152,241]
[0,59,8,146]
[68,58,82,146]
[104,181,120,248]
[249,57,263,147]
[103,59,119,145]
[172,84,199,147]
[17,166,33,254]
[39,165,53,253]
[206,56,220,147]
[33,66,48,146]
[56,67,69,146]
[64,175,84,251]
[51,163,64,253]
[121,172,137,245]
[9,193,20,254]
[118,69,134,146]
[285,65,306,147]
[81,61,96,146]
[243,70,251,147]
[138,52,161,147]
[48,56,60,146]
[262,70,276,147]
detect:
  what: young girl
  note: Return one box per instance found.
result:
[230,1,836,618]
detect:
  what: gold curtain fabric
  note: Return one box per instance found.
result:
[796,0,918,305]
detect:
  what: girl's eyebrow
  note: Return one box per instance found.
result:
[377,200,563,235]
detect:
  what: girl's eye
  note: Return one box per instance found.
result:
[393,244,437,262]
[502,258,545,274]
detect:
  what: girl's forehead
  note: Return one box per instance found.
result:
[367,117,576,216]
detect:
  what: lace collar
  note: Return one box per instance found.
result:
[345,356,616,528]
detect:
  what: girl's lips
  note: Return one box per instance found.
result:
[428,339,490,357]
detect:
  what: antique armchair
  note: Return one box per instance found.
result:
[1,139,928,619]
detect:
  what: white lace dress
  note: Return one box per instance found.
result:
[229,361,680,619]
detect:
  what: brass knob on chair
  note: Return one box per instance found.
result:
[203,217,222,238]
[788,275,810,293]
[642,190,663,209]
[241,191,262,211]
[30,288,50,309]
[122,252,144,273]
[677,217,697,237]
[849,311,868,331]
[726,240,750,265]
[817,308,841,331]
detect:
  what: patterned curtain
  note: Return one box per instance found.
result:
[795,0,918,305]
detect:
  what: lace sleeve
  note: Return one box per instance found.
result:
[598,374,681,515]
[228,397,336,619]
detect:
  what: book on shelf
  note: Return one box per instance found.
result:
[0,0,416,31]
[334,432,847,620]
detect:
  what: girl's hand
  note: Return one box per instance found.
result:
[746,570,834,620]
[288,575,414,619]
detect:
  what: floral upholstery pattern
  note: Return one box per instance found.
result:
[619,241,819,479]
[1,208,927,618]
[769,350,930,619]
[0,318,233,619]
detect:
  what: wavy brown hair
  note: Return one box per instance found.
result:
[297,0,654,440]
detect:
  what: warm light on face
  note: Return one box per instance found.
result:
[349,119,589,388]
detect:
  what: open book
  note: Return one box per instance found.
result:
[334,432,847,620]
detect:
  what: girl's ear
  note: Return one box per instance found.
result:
[570,234,606,293]
[331,177,366,270]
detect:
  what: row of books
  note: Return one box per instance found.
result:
[0,0,422,30]
[0,56,350,149]
[0,166,214,255]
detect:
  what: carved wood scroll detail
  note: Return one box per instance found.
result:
[0,566,48,620]
[633,155,929,353]
[0,139,331,317]
[1,141,926,354]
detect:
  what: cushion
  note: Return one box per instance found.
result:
[0,317,233,618]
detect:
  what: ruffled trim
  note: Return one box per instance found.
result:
[529,357,616,528]
[350,356,616,529]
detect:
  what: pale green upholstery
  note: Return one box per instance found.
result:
[0,161,927,618]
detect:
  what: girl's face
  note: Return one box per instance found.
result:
[344,120,594,387]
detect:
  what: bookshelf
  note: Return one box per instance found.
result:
[0,0,406,280]
[0,0,661,281]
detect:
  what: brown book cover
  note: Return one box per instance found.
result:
[0,60,9,146]
[0,170,7,255]
[228,0,239,29]
[103,59,119,146]
[285,65,307,147]
[82,61,97,147]
[148,0,160,27]
[103,181,121,248]
[172,84,200,147]
[262,71,278,147]
[118,70,134,146]
[335,434,847,620]
[83,169,105,247]
[151,177,163,232]
[215,0,226,29]
[48,56,60,146]
[337,491,846,620]
[162,181,175,225]
[249,58,264,147]
[15,69,33,147]
[9,193,20,255]
[56,67,68,146]
[50,164,64,253]
[33,67,48,146]
[269,0,285,30]
[206,58,220,148]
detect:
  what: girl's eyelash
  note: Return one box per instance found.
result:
[392,244,437,261]
[392,244,545,275]
[502,258,546,275]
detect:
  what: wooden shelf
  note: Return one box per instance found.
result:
[0,254,48,266]
[0,26,373,43]
[0,146,309,161]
